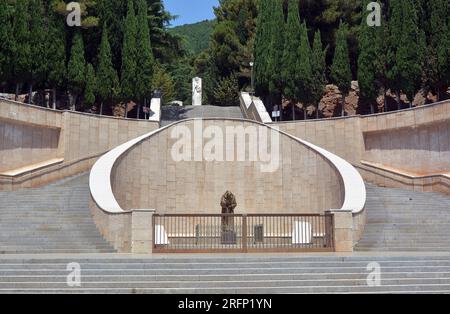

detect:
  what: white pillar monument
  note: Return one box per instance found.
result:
[192,77,202,106]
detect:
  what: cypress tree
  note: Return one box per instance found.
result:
[135,0,155,118]
[358,0,384,114]
[281,0,302,120]
[96,23,119,115]
[387,0,422,108]
[330,22,352,116]
[297,21,313,120]
[67,32,86,111]
[311,30,327,119]
[11,0,31,101]
[254,0,270,98]
[84,63,96,107]
[0,0,12,86]
[28,0,47,104]
[427,0,449,100]
[266,0,285,110]
[45,10,66,109]
[120,0,138,117]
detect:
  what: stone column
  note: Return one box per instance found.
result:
[131,209,155,254]
[327,210,354,252]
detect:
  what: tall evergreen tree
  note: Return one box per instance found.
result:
[84,63,96,107]
[281,0,302,120]
[0,0,12,86]
[135,0,155,118]
[426,0,449,100]
[96,23,119,115]
[11,0,31,100]
[266,0,285,112]
[45,9,66,109]
[67,32,86,111]
[296,21,313,120]
[310,30,327,118]
[254,0,271,98]
[386,0,423,108]
[28,0,47,104]
[330,22,352,116]
[357,0,384,114]
[120,0,138,117]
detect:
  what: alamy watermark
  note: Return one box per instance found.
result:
[367,2,382,27]
[366,262,382,287]
[66,2,81,27]
[66,262,81,287]
[170,121,280,173]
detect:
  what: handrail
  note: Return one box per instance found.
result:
[89,118,366,215]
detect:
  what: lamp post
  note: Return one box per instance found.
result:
[249,61,254,96]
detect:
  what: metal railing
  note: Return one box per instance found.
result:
[152,213,334,253]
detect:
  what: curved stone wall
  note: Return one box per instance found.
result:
[112,119,344,215]
[0,99,159,190]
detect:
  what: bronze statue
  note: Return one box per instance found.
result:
[220,191,237,239]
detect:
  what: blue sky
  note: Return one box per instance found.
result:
[165,0,219,27]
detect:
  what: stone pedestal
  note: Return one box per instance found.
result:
[131,209,155,254]
[327,210,354,252]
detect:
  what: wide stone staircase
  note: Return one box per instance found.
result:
[161,105,243,127]
[1,255,450,293]
[0,173,115,254]
[356,184,450,252]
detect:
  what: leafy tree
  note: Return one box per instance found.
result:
[213,75,240,107]
[281,0,302,112]
[0,0,12,86]
[10,0,31,100]
[45,9,67,109]
[135,0,155,117]
[84,63,96,107]
[67,32,86,110]
[357,0,384,114]
[152,64,176,105]
[310,30,327,118]
[330,22,352,116]
[168,20,215,55]
[120,0,138,117]
[386,0,423,108]
[254,0,271,97]
[296,21,313,119]
[266,0,285,108]
[28,0,47,104]
[96,23,120,114]
[425,0,449,100]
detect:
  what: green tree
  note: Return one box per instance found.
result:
[266,0,285,110]
[357,0,384,114]
[135,0,155,118]
[10,0,31,100]
[310,30,327,118]
[0,0,12,86]
[296,21,313,120]
[386,0,423,108]
[28,0,47,104]
[96,23,120,115]
[67,32,86,110]
[213,75,240,106]
[120,0,138,117]
[426,0,449,100]
[330,22,352,116]
[152,64,176,105]
[281,0,302,119]
[45,10,66,109]
[84,63,96,107]
[254,0,271,100]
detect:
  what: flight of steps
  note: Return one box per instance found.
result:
[0,173,115,254]
[1,255,450,294]
[356,184,450,252]
[161,105,244,126]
